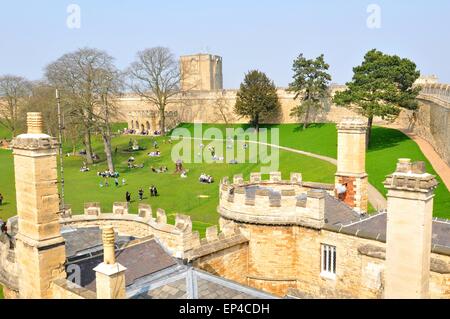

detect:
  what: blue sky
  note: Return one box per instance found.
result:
[0,0,449,88]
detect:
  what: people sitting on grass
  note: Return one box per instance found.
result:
[80,166,90,172]
[126,191,131,203]
[132,140,140,151]
[148,151,161,157]
[150,185,158,197]
[229,159,238,165]
[154,130,162,136]
[199,173,214,184]
[151,166,168,173]
[128,162,144,169]
[181,169,188,178]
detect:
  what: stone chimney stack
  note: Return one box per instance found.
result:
[305,190,326,229]
[94,227,127,299]
[12,112,66,298]
[335,117,368,213]
[384,159,438,299]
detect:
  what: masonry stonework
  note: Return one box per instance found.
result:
[335,118,369,213]
[12,113,66,299]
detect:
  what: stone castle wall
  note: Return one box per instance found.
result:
[214,174,450,298]
[191,241,249,286]
[116,86,361,130]
[2,200,449,299]
[119,83,450,167]
[396,84,450,165]
[220,218,450,298]
[61,207,202,258]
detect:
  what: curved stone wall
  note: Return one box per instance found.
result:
[61,211,201,258]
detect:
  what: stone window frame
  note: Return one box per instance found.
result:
[320,244,337,280]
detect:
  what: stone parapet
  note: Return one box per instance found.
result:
[358,244,450,274]
[52,279,96,299]
[336,117,368,132]
[384,159,438,193]
[219,173,326,229]
[58,203,247,260]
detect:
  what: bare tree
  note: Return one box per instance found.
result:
[96,68,123,173]
[0,75,32,137]
[45,48,121,171]
[213,95,234,124]
[23,81,59,136]
[126,47,181,134]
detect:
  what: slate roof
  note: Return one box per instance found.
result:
[323,200,450,253]
[62,227,276,299]
[62,227,134,259]
[323,194,361,226]
[66,237,178,291]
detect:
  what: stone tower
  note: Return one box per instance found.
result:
[335,117,368,213]
[384,159,438,299]
[12,112,66,298]
[180,53,223,91]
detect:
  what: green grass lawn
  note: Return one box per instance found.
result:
[0,128,336,236]
[177,123,450,217]
[1,122,449,239]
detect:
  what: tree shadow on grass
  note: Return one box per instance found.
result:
[292,123,327,133]
[368,127,410,152]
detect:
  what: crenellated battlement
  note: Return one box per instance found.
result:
[218,172,330,229]
[61,202,244,259]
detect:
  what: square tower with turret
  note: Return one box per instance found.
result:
[180,53,223,92]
